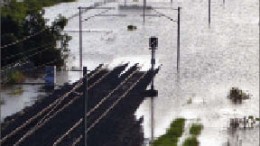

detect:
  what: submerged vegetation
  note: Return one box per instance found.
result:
[182,136,199,146]
[182,123,203,146]
[153,118,185,146]
[1,0,73,68]
[189,123,203,136]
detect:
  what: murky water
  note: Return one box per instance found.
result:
[1,0,258,145]
[1,78,46,121]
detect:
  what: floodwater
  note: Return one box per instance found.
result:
[1,0,259,145]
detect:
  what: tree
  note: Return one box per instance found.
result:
[22,10,70,67]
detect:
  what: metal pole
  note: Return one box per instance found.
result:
[151,96,154,143]
[150,48,155,144]
[177,7,180,72]
[0,5,2,141]
[243,116,246,129]
[208,0,211,26]
[79,7,83,70]
[143,0,146,24]
[83,67,88,146]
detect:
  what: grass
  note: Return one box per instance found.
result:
[182,136,199,146]
[181,123,203,146]
[189,123,203,136]
[153,118,185,146]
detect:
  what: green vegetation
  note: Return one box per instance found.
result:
[1,0,73,68]
[8,70,26,83]
[182,123,203,146]
[189,123,203,136]
[182,136,199,146]
[153,118,185,146]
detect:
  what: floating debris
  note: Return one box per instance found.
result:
[127,25,137,31]
[229,116,259,130]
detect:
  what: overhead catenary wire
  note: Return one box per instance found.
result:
[52,65,142,146]
[2,42,55,62]
[71,135,83,146]
[0,2,109,50]
[86,71,148,132]
[82,9,112,22]
[13,95,81,146]
[0,65,105,144]
[151,8,177,22]
[1,45,55,72]
[11,66,116,145]
[0,29,47,49]
[36,66,112,125]
[71,71,148,146]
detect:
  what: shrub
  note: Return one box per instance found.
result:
[153,135,178,146]
[167,118,185,137]
[182,136,199,146]
[153,118,185,146]
[190,123,203,136]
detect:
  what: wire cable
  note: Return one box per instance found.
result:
[0,65,104,144]
[82,9,112,22]
[53,67,146,146]
[1,45,54,72]
[0,29,47,49]
[151,8,177,22]
[2,42,55,62]
[11,66,114,145]
[52,65,141,146]
[72,71,148,146]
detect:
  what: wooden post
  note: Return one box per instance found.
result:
[79,7,83,69]
[83,67,88,146]
[177,7,180,72]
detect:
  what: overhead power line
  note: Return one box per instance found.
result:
[0,65,105,144]
[0,29,47,49]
